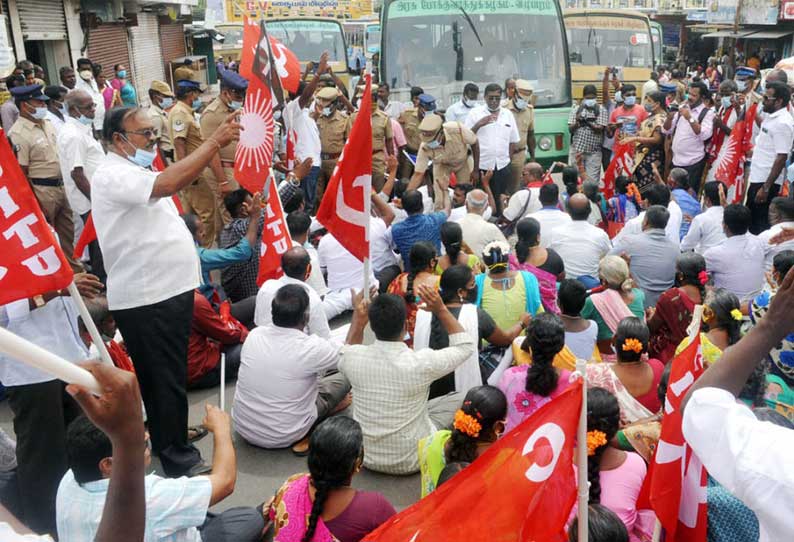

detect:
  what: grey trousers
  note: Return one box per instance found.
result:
[315,372,352,419]
[428,391,463,430]
[200,506,265,542]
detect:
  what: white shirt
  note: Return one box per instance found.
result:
[683,387,794,542]
[290,239,328,297]
[758,221,794,272]
[370,216,399,272]
[749,108,794,185]
[317,232,377,291]
[704,234,766,303]
[485,54,519,81]
[459,213,508,259]
[0,523,52,541]
[44,111,64,133]
[680,205,726,254]
[57,117,105,216]
[549,220,612,278]
[450,204,492,223]
[92,152,200,310]
[233,325,342,448]
[464,106,520,170]
[382,100,407,120]
[339,332,475,474]
[445,100,476,124]
[75,77,105,132]
[642,79,658,98]
[613,200,683,246]
[528,208,572,248]
[502,187,542,222]
[254,275,331,338]
[284,98,321,165]
[0,298,88,387]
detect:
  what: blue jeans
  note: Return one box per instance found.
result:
[301,165,321,209]
[577,275,601,290]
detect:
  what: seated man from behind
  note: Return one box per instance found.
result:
[57,403,264,542]
[234,285,368,453]
[339,285,476,475]
[219,189,264,303]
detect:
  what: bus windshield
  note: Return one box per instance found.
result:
[265,20,348,66]
[216,25,243,49]
[382,0,569,108]
[650,24,662,67]
[366,25,380,54]
[565,16,653,69]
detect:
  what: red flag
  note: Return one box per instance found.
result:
[363,381,582,542]
[285,127,297,170]
[268,36,301,94]
[238,17,260,80]
[316,74,373,262]
[0,129,73,304]
[602,140,635,199]
[712,118,747,204]
[235,21,276,194]
[256,176,290,285]
[649,333,708,542]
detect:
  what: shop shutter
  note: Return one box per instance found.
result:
[17,0,67,40]
[87,24,132,82]
[130,13,165,107]
[159,21,186,80]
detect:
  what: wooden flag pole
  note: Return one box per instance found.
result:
[362,70,373,302]
[67,282,114,367]
[0,326,101,394]
[219,352,226,412]
[576,357,589,542]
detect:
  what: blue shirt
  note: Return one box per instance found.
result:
[196,238,253,299]
[672,188,701,239]
[610,229,679,308]
[390,212,447,270]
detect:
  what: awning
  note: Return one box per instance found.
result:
[701,30,757,38]
[745,30,794,40]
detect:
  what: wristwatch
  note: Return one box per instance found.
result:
[689,117,697,125]
[33,295,46,308]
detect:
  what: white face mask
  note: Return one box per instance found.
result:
[79,70,92,81]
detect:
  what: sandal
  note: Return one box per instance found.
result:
[188,425,209,443]
[291,436,310,456]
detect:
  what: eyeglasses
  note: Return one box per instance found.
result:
[124,128,157,139]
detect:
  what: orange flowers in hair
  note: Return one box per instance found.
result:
[587,430,608,456]
[453,409,482,438]
[622,337,644,354]
[626,183,641,201]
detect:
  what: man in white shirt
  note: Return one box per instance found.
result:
[377,82,406,119]
[234,285,364,450]
[254,247,331,338]
[317,231,378,320]
[747,82,794,234]
[613,183,682,246]
[550,194,612,287]
[286,210,328,297]
[57,89,106,279]
[642,71,659,98]
[704,204,765,304]
[528,183,571,247]
[73,58,105,134]
[339,285,475,474]
[682,268,794,542]
[450,182,492,223]
[758,197,794,272]
[465,83,520,216]
[43,86,67,133]
[460,189,508,259]
[501,161,544,224]
[681,181,727,254]
[445,83,479,124]
[92,105,240,477]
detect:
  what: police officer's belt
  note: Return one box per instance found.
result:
[31,178,62,187]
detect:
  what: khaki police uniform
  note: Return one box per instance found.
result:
[505,100,535,194]
[398,107,421,179]
[169,99,220,247]
[149,105,173,157]
[200,96,239,223]
[415,120,477,211]
[366,109,393,192]
[316,110,351,209]
[8,116,82,272]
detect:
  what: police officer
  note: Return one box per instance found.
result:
[398,92,436,179]
[148,80,175,163]
[200,70,248,223]
[7,84,82,271]
[505,79,536,194]
[407,113,480,211]
[314,86,351,210]
[352,84,394,192]
[169,79,229,247]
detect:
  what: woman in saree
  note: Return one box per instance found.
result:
[580,256,646,356]
[387,241,440,346]
[674,288,743,366]
[508,217,565,314]
[622,91,667,195]
[267,417,396,542]
[435,221,484,275]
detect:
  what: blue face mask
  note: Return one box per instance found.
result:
[117,70,127,79]
[721,96,732,109]
[160,97,173,109]
[736,80,747,92]
[192,98,202,110]
[121,134,157,169]
[426,139,441,150]
[30,105,48,120]
[624,96,637,107]
[273,109,282,121]
[583,98,597,108]
[322,106,332,116]
[514,98,528,110]
[229,100,243,111]
[78,114,93,126]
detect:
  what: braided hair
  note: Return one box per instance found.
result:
[441,222,464,266]
[446,385,507,464]
[675,252,707,303]
[520,313,565,396]
[303,417,364,542]
[405,241,437,304]
[515,218,541,264]
[586,388,621,505]
[704,288,742,346]
[439,265,474,304]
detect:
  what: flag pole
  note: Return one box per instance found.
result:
[67,282,114,366]
[652,520,662,542]
[362,70,372,302]
[576,357,589,542]
[219,352,226,412]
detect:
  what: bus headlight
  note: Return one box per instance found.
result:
[538,136,552,152]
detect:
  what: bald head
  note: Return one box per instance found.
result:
[65,89,94,119]
[522,162,543,185]
[567,193,591,221]
[282,246,311,280]
[465,189,488,214]
[766,69,788,86]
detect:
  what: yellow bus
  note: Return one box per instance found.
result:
[564,9,653,102]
